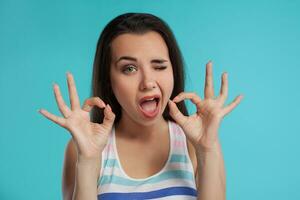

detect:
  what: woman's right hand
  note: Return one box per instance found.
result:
[39,72,115,161]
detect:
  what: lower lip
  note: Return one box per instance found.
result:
[138,100,160,119]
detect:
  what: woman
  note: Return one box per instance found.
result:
[39,12,243,200]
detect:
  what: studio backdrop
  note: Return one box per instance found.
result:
[1,0,299,199]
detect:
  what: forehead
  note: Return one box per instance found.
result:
[110,31,169,60]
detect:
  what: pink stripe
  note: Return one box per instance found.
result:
[173,140,185,148]
[167,163,190,170]
[104,144,114,154]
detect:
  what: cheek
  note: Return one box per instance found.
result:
[160,70,174,98]
[111,77,136,105]
[166,78,174,97]
[167,68,174,91]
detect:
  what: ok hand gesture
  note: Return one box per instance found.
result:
[168,61,243,151]
[39,72,115,160]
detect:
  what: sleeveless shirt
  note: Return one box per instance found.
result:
[97,120,198,199]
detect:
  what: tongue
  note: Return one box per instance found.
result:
[140,100,157,112]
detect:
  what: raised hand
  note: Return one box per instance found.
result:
[168,61,243,151]
[39,72,115,160]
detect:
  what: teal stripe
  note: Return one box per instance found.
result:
[170,154,188,163]
[103,159,119,168]
[99,170,194,186]
[103,155,188,168]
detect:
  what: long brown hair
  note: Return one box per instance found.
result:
[90,12,188,124]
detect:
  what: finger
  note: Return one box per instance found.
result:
[173,92,202,107]
[218,72,228,104]
[102,104,115,129]
[221,95,244,117]
[168,100,188,127]
[173,92,204,116]
[204,61,215,99]
[66,72,81,110]
[39,109,66,127]
[53,83,72,118]
[82,97,106,113]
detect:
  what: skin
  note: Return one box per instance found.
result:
[38,30,244,200]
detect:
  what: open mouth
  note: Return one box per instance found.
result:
[139,97,160,118]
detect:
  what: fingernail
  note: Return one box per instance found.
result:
[107,104,111,111]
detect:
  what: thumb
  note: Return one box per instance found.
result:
[168,100,188,128]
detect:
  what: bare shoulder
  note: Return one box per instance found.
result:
[62,138,77,200]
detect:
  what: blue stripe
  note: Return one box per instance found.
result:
[98,186,197,200]
[99,170,194,186]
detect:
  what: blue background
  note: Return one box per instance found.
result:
[1,0,300,199]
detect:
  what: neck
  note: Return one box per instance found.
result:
[115,112,168,140]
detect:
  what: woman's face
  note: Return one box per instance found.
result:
[110,31,174,125]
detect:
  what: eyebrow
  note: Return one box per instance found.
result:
[115,56,168,64]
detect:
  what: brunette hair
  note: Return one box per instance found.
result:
[90,12,188,124]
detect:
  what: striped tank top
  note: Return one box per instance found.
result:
[97,120,198,199]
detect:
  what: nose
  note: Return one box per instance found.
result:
[139,69,157,90]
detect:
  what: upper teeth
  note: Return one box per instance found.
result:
[146,97,155,101]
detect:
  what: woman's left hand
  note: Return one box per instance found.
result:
[168,61,244,151]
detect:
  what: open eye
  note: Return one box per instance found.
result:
[122,64,137,73]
